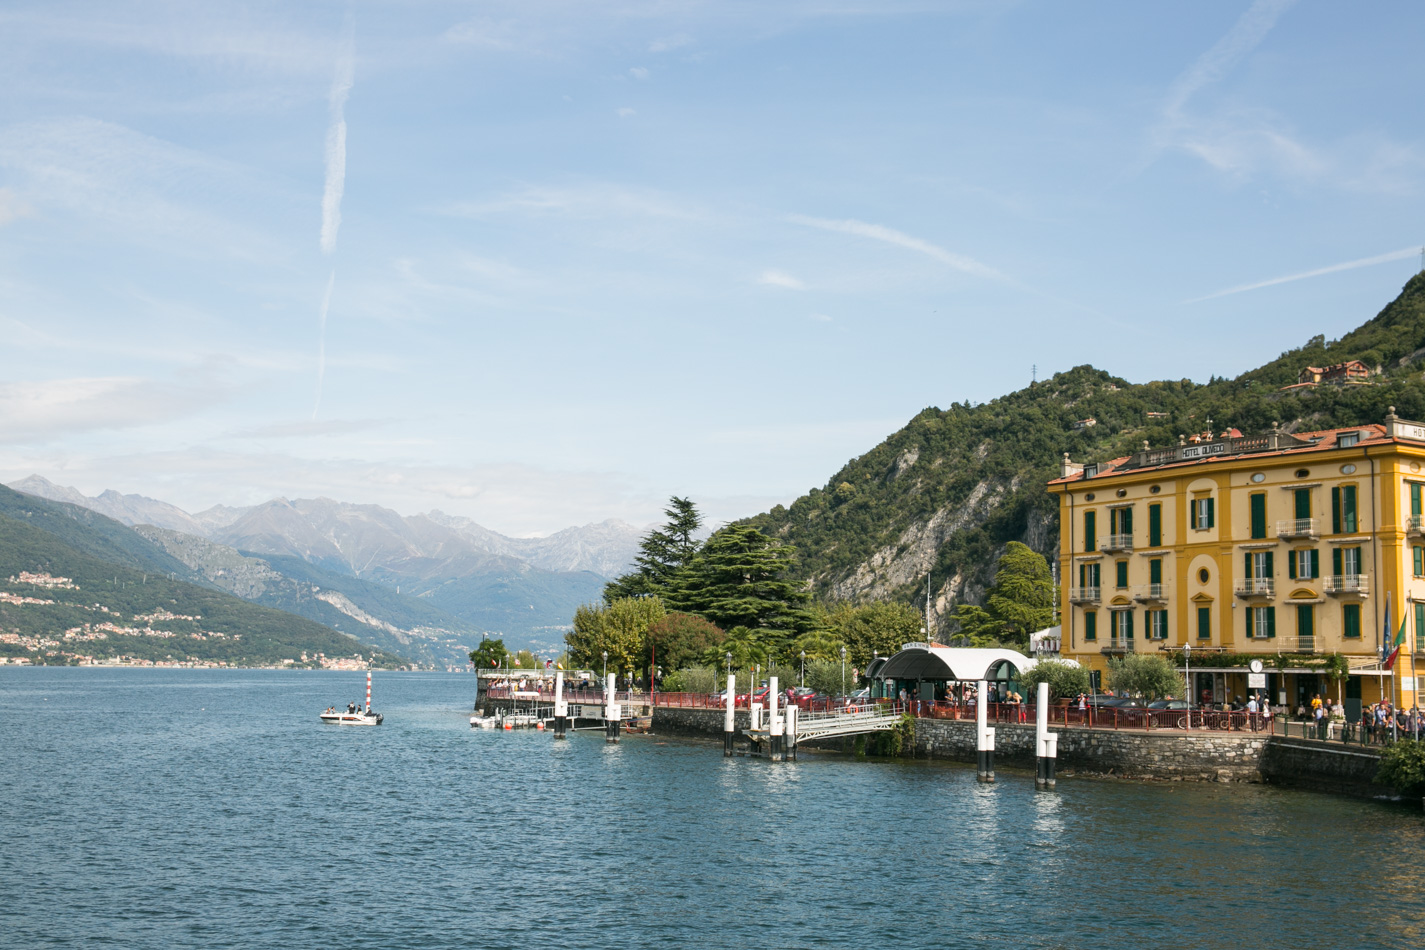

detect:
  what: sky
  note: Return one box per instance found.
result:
[1,0,1423,536]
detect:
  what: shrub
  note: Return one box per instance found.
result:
[1377,740,1425,798]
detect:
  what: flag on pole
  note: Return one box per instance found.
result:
[1384,616,1408,670]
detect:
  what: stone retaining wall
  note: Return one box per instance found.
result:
[1259,738,1388,798]
[652,706,749,738]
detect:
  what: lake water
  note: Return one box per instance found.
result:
[3,668,1423,950]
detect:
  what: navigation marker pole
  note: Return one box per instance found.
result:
[723,673,736,757]
[769,676,782,761]
[1035,681,1057,790]
[604,672,620,743]
[554,670,567,739]
[976,679,995,783]
[366,669,372,713]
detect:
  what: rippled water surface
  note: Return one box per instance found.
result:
[3,668,1423,949]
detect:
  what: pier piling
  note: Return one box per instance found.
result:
[1035,681,1056,789]
[769,676,782,761]
[723,674,735,757]
[554,670,567,739]
[976,678,995,783]
[604,672,620,743]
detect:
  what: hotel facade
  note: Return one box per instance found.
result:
[1047,409,1425,713]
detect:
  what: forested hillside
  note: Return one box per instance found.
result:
[749,273,1425,632]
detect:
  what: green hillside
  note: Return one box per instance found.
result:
[0,512,402,667]
[749,273,1425,628]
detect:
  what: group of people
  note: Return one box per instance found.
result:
[1293,693,1424,743]
[321,702,368,715]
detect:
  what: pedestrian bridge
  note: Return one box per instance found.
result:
[746,702,907,747]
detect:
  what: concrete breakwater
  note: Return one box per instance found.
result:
[650,707,1389,796]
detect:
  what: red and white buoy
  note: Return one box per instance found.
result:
[366,669,372,712]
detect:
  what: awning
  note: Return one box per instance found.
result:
[876,645,1043,682]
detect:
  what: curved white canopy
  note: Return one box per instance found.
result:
[876,645,1038,682]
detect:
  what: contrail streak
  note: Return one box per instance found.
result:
[321,28,354,255]
[312,269,335,420]
[1185,247,1420,303]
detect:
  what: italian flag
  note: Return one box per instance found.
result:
[1383,615,1408,671]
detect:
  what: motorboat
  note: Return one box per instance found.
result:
[320,669,383,726]
[470,715,499,729]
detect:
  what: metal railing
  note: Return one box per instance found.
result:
[1101,533,1133,552]
[1274,714,1423,746]
[1324,574,1369,595]
[1233,577,1274,597]
[1069,586,1101,603]
[1276,518,1319,539]
[1132,583,1166,602]
[1102,637,1136,654]
[1408,515,1424,535]
[916,701,1269,733]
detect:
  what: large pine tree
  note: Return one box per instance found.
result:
[603,496,703,602]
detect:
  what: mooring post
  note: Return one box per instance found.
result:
[604,672,620,743]
[1043,733,1058,789]
[769,675,782,761]
[976,678,995,783]
[1035,681,1050,788]
[723,673,736,757]
[785,704,798,761]
[554,670,567,739]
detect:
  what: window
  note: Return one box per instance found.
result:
[1338,432,1359,448]
[1148,503,1162,546]
[1413,483,1423,518]
[1294,488,1311,520]
[1289,548,1320,580]
[1083,464,1098,478]
[1415,545,1424,577]
[1250,492,1267,539]
[1084,611,1097,641]
[1332,485,1358,533]
[1192,496,1215,530]
[1343,603,1362,638]
[1333,545,1362,577]
[1416,602,1425,654]
[1110,506,1132,537]
[1079,562,1101,590]
[1244,551,1274,580]
[1149,558,1162,586]
[1249,606,1276,639]
[1297,604,1314,643]
[1147,610,1168,639]
[1197,606,1211,640]
[1114,610,1134,641]
[1115,560,1129,589]
[1084,510,1096,552]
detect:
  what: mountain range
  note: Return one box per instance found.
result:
[6,477,643,664]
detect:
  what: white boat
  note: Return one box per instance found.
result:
[469,715,499,729]
[320,669,384,726]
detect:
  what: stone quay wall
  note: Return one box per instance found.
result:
[652,706,749,738]
[1258,738,1387,798]
[912,719,1269,782]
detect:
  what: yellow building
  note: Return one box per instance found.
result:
[1047,408,1425,714]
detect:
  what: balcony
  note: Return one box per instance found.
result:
[1276,518,1319,540]
[1132,583,1167,603]
[1101,637,1136,655]
[1324,574,1369,597]
[1100,533,1133,553]
[1409,515,1424,538]
[1233,577,1275,599]
[1069,586,1101,604]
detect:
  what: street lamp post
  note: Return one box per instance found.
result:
[1183,642,1192,732]
[726,651,733,706]
[602,651,608,691]
[800,650,806,688]
[840,645,847,702]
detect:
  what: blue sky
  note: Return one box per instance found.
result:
[1,0,1422,535]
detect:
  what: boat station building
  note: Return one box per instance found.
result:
[1047,409,1425,714]
[867,645,1052,701]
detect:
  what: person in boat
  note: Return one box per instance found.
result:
[348,702,356,714]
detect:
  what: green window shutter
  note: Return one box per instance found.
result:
[1344,604,1360,638]
[1415,546,1423,577]
[1288,552,1297,580]
[1332,547,1343,577]
[1197,606,1211,639]
[1310,549,1320,579]
[1416,603,1425,653]
[1266,607,1276,638]
[1298,604,1313,639]
[1091,563,1100,587]
[1084,612,1096,641]
[1126,610,1134,638]
[1206,497,1215,528]
[1150,558,1162,584]
[1295,488,1310,520]
[1343,486,1357,532]
[1160,611,1168,638]
[1332,487,1341,533]
[1116,561,1128,588]
[1079,563,1086,587]
[1413,483,1422,517]
[1149,504,1161,546]
[1084,511,1096,552]
[1264,551,1274,577]
[1123,507,1132,536]
[1244,552,1252,579]
[1250,493,1266,539]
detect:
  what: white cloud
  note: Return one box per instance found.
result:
[0,187,32,226]
[649,33,693,52]
[758,269,806,290]
[788,214,1004,281]
[616,106,636,118]
[1161,0,1297,120]
[228,419,387,439]
[629,66,649,80]
[1185,246,1422,303]
[0,375,226,444]
[442,17,535,51]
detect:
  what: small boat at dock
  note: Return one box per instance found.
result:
[320,669,383,726]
